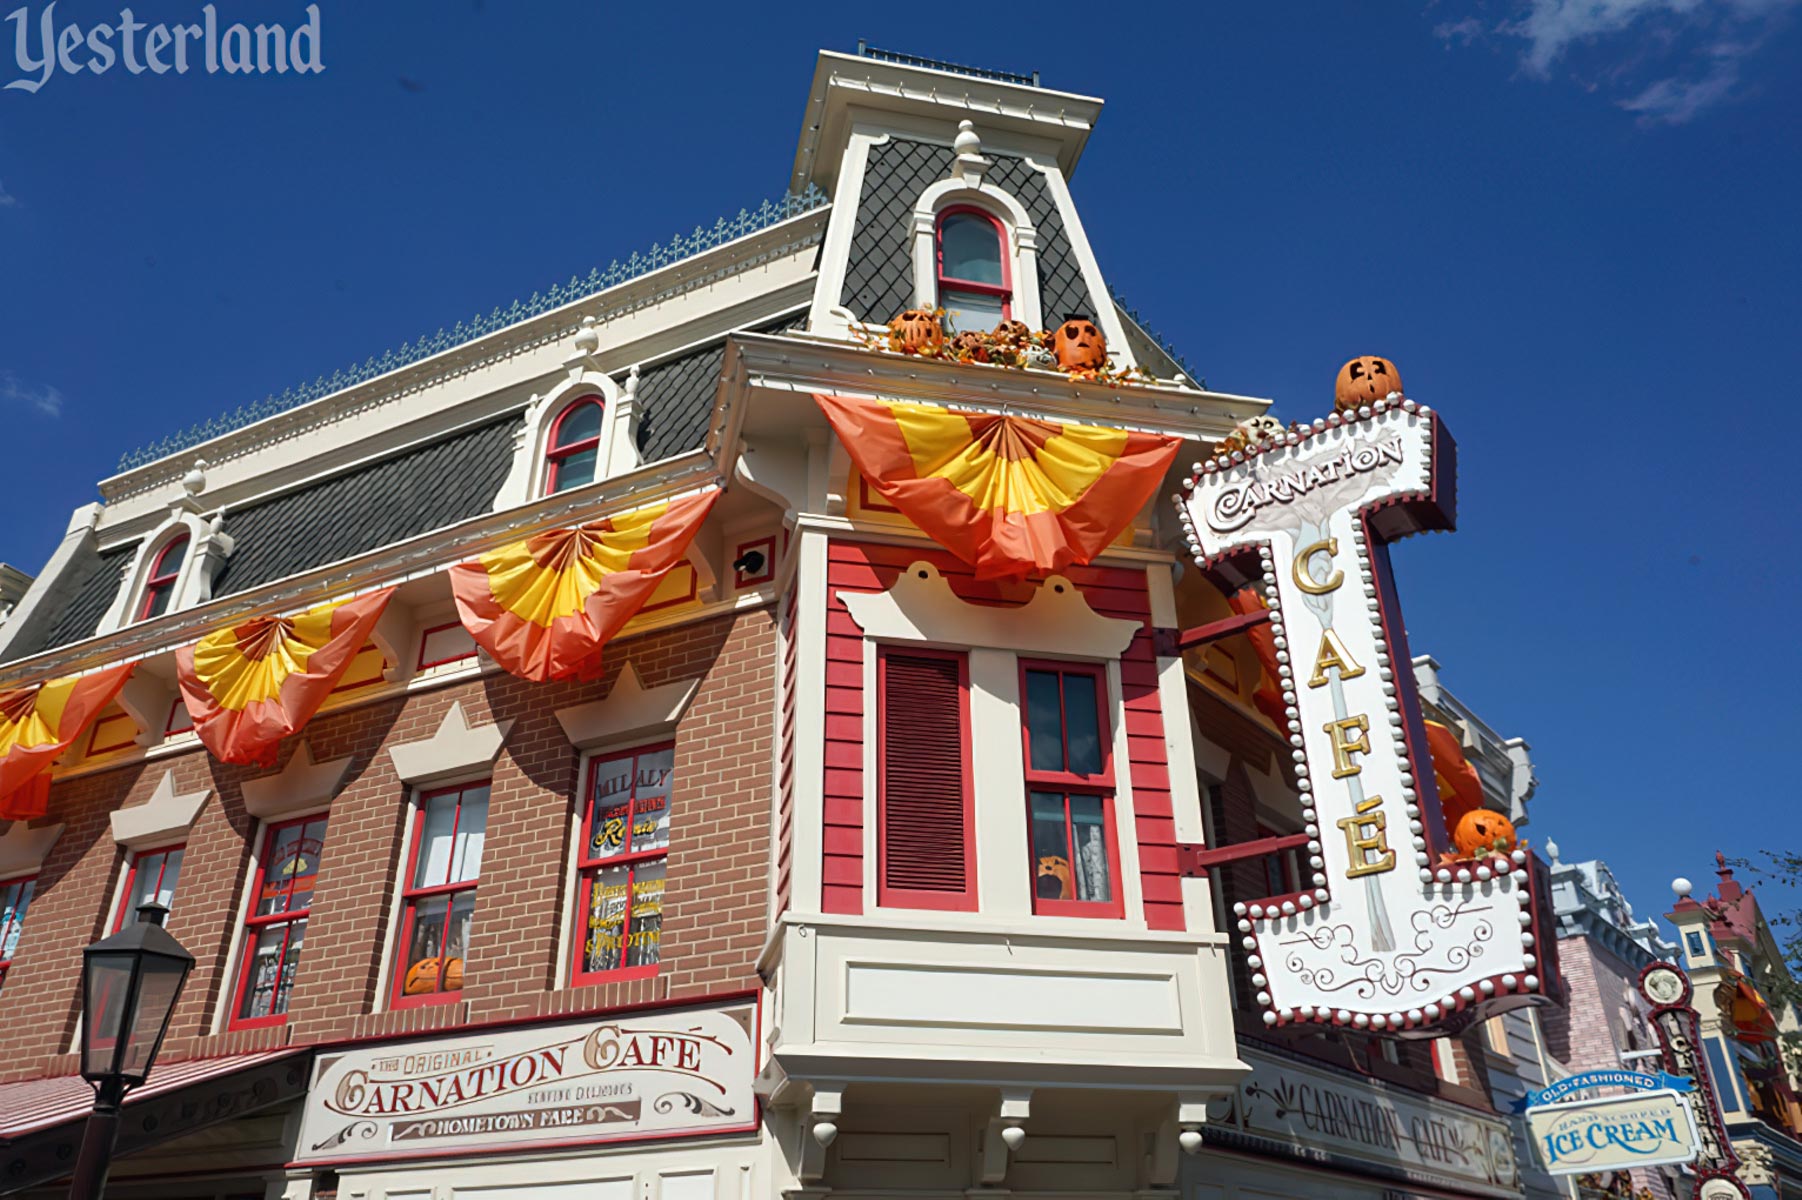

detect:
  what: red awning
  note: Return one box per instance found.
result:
[0,1048,301,1142]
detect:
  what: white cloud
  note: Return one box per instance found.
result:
[0,372,63,417]
[0,180,17,208]
[1435,0,1797,121]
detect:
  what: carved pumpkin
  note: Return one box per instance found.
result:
[1051,315,1108,372]
[403,956,464,995]
[1334,356,1403,411]
[887,308,944,356]
[991,319,1033,349]
[1036,855,1073,900]
[1452,809,1517,857]
[946,330,989,363]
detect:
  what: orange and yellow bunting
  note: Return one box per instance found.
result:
[1424,718,1484,827]
[450,490,718,683]
[815,393,1180,580]
[176,589,394,767]
[0,663,135,818]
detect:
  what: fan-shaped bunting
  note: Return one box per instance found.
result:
[0,663,135,818]
[176,589,395,767]
[814,394,1180,580]
[1423,718,1485,827]
[450,489,719,683]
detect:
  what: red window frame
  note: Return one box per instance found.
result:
[935,205,1012,320]
[1020,659,1124,918]
[876,646,977,911]
[570,743,672,987]
[137,535,188,621]
[111,843,185,933]
[226,814,327,1031]
[0,874,37,993]
[543,397,604,495]
[389,782,488,1009]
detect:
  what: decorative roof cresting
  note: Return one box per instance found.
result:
[116,185,830,473]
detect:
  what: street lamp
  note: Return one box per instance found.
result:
[70,900,195,1198]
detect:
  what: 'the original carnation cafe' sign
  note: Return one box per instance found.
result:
[1526,1091,1701,1175]
[1226,1046,1521,1197]
[1179,401,1549,1034]
[294,1002,755,1164]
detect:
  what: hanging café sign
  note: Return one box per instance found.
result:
[1177,394,1556,1035]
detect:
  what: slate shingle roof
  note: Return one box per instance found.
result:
[632,311,808,462]
[0,543,138,662]
[841,138,1096,327]
[210,414,522,598]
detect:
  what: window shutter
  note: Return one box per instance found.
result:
[879,650,974,908]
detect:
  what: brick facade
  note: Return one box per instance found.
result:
[0,606,773,1083]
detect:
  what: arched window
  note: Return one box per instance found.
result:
[138,536,188,621]
[935,207,1011,332]
[544,398,604,495]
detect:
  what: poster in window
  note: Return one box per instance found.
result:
[588,747,674,860]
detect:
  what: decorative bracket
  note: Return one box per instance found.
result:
[980,1089,1031,1184]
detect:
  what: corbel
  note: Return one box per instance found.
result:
[187,509,235,606]
[798,1082,844,1183]
[980,1089,1031,1184]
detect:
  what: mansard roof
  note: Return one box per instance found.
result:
[840,138,1095,326]
[1,542,137,663]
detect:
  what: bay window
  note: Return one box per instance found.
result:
[1021,661,1122,917]
[228,815,327,1028]
[572,744,671,984]
[391,782,488,1006]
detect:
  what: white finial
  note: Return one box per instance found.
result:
[953,119,981,158]
[625,363,640,400]
[573,315,600,354]
[181,459,208,496]
[1673,877,1693,899]
[1546,839,1559,864]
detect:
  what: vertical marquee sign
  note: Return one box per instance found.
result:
[1178,398,1553,1035]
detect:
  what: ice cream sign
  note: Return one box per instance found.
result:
[1177,398,1555,1035]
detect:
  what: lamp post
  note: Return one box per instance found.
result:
[70,900,195,1199]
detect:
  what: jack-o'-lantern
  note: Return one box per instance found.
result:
[887,308,944,356]
[1215,414,1285,456]
[1051,315,1108,372]
[946,330,989,363]
[991,319,1033,349]
[1334,356,1403,412]
[442,956,463,992]
[1036,855,1073,900]
[404,957,443,995]
[1452,808,1517,857]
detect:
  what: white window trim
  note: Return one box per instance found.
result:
[0,821,62,879]
[100,510,214,633]
[494,371,630,508]
[910,178,1042,330]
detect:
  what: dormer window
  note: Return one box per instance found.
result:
[137,536,188,621]
[936,207,1011,332]
[544,398,604,495]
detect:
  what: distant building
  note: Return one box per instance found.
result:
[1668,856,1802,1200]
[1538,849,1683,1200]
[1415,655,1565,1200]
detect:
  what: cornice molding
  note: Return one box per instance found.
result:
[728,331,1268,443]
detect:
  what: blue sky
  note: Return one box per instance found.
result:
[2,2,1799,927]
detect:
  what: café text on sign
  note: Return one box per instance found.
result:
[1178,401,1552,1034]
[294,1002,755,1164]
